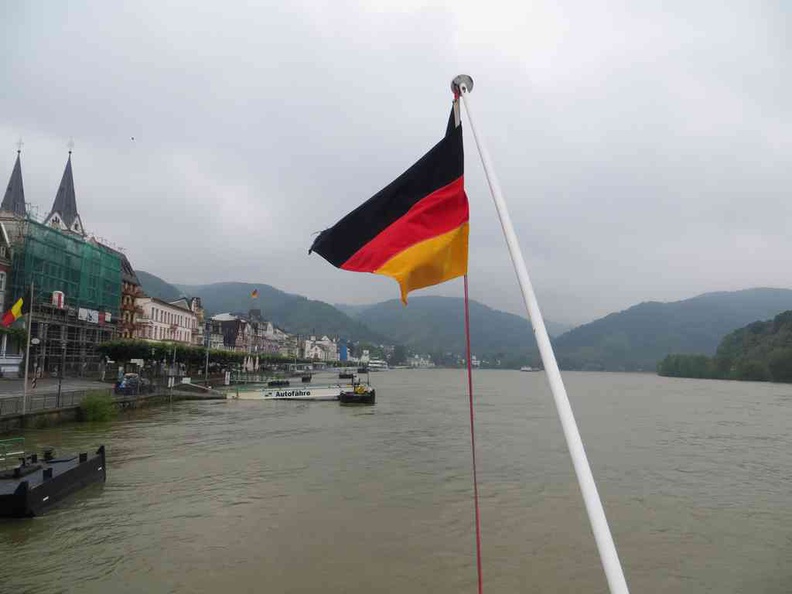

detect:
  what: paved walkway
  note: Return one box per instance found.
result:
[0,378,110,398]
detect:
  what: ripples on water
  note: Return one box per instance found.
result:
[2,371,792,593]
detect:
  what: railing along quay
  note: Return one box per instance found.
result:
[0,389,110,418]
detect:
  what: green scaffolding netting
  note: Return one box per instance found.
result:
[10,220,122,315]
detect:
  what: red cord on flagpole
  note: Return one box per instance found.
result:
[464,274,484,594]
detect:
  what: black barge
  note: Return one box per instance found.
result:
[0,442,106,518]
[339,386,376,405]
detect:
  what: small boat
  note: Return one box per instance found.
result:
[0,440,106,518]
[338,371,354,380]
[520,366,540,372]
[357,366,368,374]
[267,379,290,387]
[339,384,376,405]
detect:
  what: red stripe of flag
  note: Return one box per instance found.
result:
[341,176,468,272]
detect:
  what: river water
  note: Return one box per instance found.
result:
[2,370,791,593]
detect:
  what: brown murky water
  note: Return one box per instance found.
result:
[2,370,791,593]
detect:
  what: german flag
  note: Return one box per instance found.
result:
[1,298,26,327]
[309,107,468,303]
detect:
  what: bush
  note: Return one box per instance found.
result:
[657,354,715,378]
[79,390,117,422]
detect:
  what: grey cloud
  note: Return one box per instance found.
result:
[1,1,789,326]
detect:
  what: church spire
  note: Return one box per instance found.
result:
[1,149,27,217]
[45,150,84,235]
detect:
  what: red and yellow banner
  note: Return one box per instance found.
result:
[1,298,24,327]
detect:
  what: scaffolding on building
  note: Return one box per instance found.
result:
[9,220,122,377]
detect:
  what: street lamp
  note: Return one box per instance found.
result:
[30,338,41,391]
[151,347,157,386]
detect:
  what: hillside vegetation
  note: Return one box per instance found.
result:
[658,310,792,382]
[552,288,792,371]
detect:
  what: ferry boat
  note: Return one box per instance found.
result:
[367,359,389,371]
[232,384,346,401]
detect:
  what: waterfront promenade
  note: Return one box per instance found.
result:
[0,378,106,399]
[0,376,225,433]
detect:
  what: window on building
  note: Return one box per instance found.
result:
[0,271,5,292]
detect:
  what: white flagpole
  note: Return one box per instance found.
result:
[453,75,629,594]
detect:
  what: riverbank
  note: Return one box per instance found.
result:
[0,384,226,434]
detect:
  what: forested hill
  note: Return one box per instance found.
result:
[552,288,792,371]
[136,271,182,302]
[136,271,385,342]
[658,310,792,382]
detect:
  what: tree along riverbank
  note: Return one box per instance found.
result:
[657,310,792,382]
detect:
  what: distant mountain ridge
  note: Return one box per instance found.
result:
[553,287,792,371]
[136,271,792,372]
[347,296,545,364]
[136,271,562,365]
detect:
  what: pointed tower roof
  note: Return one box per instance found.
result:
[45,152,84,235]
[1,151,26,216]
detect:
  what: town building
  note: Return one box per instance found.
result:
[168,296,205,346]
[89,241,143,340]
[408,354,435,368]
[43,152,85,236]
[134,297,197,344]
[303,335,339,362]
[1,152,124,377]
[190,297,205,345]
[0,222,13,315]
[205,317,225,350]
[0,150,26,375]
[118,254,143,339]
[212,313,247,351]
[1,149,26,218]
[207,310,292,355]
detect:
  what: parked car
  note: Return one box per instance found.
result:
[114,373,153,395]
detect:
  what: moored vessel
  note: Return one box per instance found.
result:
[232,384,345,401]
[0,440,106,518]
[339,384,376,405]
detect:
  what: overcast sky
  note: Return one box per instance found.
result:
[1,1,789,325]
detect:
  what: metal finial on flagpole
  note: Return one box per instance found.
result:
[67,138,75,155]
[454,75,629,594]
[451,74,474,95]
[15,138,23,154]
